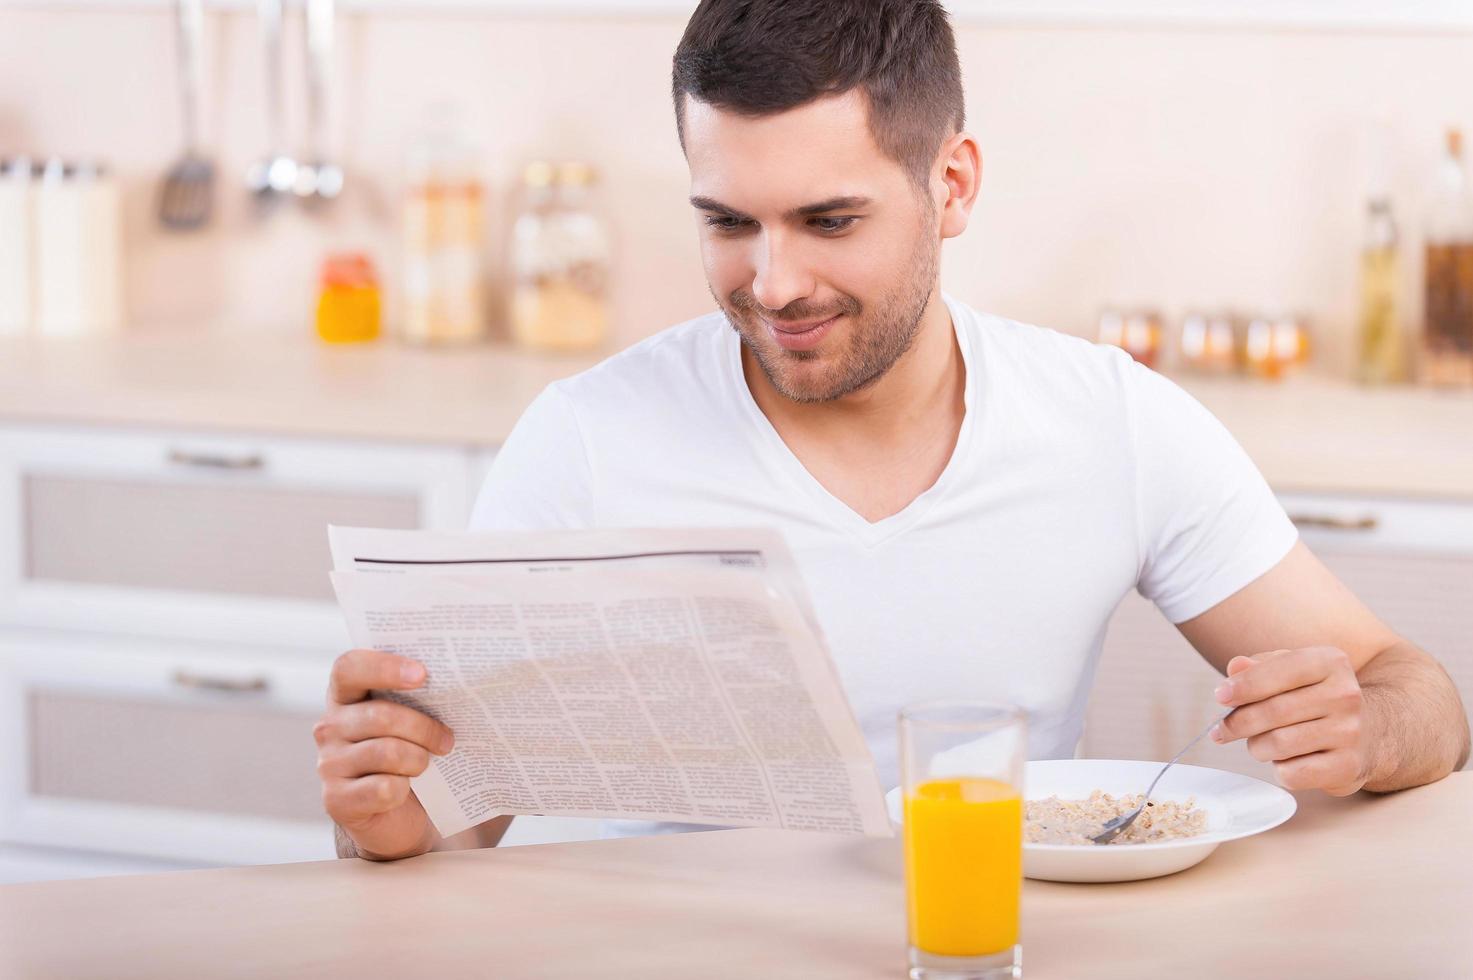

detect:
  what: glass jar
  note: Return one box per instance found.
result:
[510,161,610,352]
[315,252,381,344]
[401,110,486,345]
[1244,313,1310,380]
[1423,128,1473,386]
[1098,308,1162,369]
[1178,311,1237,375]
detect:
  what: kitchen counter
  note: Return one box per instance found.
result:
[0,772,1468,979]
[2,331,1471,497]
[0,332,601,448]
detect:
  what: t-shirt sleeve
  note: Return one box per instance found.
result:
[1128,362,1298,624]
[468,383,596,531]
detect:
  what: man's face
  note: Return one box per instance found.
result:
[683,91,940,403]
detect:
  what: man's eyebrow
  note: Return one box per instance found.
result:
[688,195,873,221]
[788,196,871,217]
[689,196,753,220]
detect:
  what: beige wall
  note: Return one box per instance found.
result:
[4,8,1473,371]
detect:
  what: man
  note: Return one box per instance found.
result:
[315,0,1469,861]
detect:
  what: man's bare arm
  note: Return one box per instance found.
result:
[1178,541,1470,794]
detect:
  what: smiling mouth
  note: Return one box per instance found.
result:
[759,313,842,352]
[763,315,839,334]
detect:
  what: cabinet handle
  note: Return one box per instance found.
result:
[1287,513,1379,532]
[172,670,270,694]
[167,448,266,471]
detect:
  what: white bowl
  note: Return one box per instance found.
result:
[885,758,1297,883]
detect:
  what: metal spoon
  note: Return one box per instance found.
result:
[244,0,296,211]
[158,0,214,230]
[1091,708,1234,845]
[294,0,343,205]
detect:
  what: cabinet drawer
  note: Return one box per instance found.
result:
[30,689,321,823]
[0,424,473,650]
[0,629,334,866]
[1277,492,1473,556]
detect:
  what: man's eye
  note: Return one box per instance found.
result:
[810,216,858,234]
[704,215,751,232]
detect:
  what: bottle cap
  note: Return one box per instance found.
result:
[320,252,378,289]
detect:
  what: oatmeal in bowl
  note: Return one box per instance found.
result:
[1025,790,1208,846]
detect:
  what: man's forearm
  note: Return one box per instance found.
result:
[1358,641,1471,792]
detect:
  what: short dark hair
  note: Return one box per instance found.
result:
[672,0,965,187]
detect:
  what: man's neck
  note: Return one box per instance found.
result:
[742,289,962,447]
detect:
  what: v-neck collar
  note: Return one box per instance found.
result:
[723,293,979,548]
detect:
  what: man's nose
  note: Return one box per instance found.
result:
[750,232,815,314]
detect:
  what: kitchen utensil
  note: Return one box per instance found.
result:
[1090,709,1232,844]
[158,0,214,231]
[245,0,296,211]
[294,0,342,204]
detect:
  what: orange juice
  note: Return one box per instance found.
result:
[903,777,1022,957]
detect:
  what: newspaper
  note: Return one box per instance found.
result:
[328,526,891,839]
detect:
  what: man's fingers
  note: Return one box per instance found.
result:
[328,649,427,705]
[1244,716,1353,762]
[1225,649,1286,678]
[323,774,413,822]
[1215,647,1347,707]
[318,699,454,755]
[318,737,433,780]
[1214,687,1329,743]
[1273,749,1365,795]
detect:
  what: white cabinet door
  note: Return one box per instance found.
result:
[0,424,473,651]
[0,629,335,866]
[1084,494,1473,778]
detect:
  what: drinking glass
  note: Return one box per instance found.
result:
[900,701,1026,980]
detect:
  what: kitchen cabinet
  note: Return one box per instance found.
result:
[1083,493,1473,778]
[0,422,488,868]
[0,423,473,651]
[0,628,334,865]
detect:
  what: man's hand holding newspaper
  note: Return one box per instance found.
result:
[319,527,891,861]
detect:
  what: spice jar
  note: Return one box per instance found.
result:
[1098,308,1162,369]
[402,110,485,345]
[1178,311,1237,375]
[1244,313,1310,380]
[510,161,610,352]
[315,252,381,344]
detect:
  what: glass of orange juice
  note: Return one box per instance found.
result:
[900,701,1026,980]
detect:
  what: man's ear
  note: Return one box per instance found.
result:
[933,131,982,240]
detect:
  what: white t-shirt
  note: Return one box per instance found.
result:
[469,294,1297,836]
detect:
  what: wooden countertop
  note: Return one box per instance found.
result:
[2,331,1471,497]
[0,332,601,448]
[1,773,1468,979]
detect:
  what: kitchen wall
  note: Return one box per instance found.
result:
[4,7,1473,371]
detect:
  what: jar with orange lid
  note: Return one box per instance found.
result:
[315,252,381,344]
